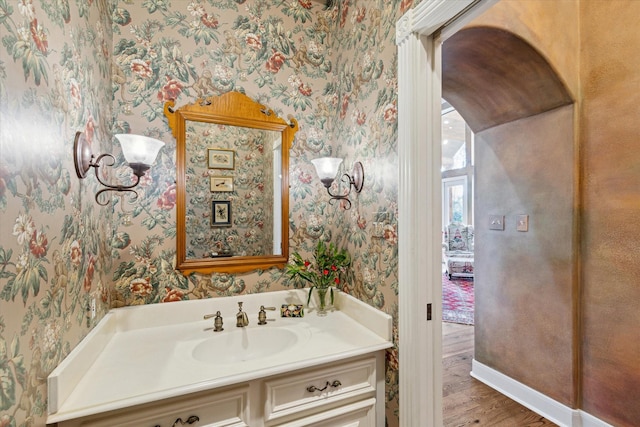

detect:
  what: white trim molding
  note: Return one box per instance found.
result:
[472,360,615,427]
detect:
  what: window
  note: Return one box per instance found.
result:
[441,101,474,228]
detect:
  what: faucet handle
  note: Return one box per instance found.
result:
[204,311,224,332]
[258,306,276,325]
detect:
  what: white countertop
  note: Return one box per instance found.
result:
[47,289,393,424]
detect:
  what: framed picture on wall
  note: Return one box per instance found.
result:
[211,200,232,227]
[210,176,234,192]
[208,149,235,169]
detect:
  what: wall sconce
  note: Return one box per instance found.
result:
[311,157,364,210]
[73,131,164,205]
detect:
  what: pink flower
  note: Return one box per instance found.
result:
[245,33,262,50]
[298,83,312,96]
[355,7,366,23]
[131,59,152,78]
[0,413,12,427]
[383,102,397,123]
[340,1,350,28]
[266,50,286,73]
[298,0,312,9]
[130,278,152,297]
[400,0,414,14]
[201,13,218,28]
[340,94,350,119]
[30,19,48,54]
[352,109,366,125]
[157,76,183,102]
[83,254,96,292]
[70,240,82,266]
[29,229,48,258]
[157,183,177,210]
[84,116,96,144]
[298,170,312,184]
[162,287,184,303]
[383,224,398,245]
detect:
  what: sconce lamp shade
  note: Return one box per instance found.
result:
[310,157,364,210]
[115,134,165,168]
[73,130,165,206]
[311,157,343,187]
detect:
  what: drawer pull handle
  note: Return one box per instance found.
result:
[154,415,200,427]
[306,380,342,392]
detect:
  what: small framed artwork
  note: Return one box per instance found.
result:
[210,176,234,192]
[208,149,235,169]
[211,200,232,227]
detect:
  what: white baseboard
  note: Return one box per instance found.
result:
[471,359,614,427]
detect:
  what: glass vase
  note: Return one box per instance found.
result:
[316,287,329,316]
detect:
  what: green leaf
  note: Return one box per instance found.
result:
[306,286,315,306]
[112,8,132,26]
[9,334,18,358]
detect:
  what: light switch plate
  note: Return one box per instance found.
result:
[489,215,505,230]
[517,215,529,232]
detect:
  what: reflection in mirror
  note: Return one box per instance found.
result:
[164,91,298,274]
[184,121,281,258]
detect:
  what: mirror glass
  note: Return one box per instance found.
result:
[165,92,298,274]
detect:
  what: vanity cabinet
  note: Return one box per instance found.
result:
[51,353,384,427]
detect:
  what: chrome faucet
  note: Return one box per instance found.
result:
[236,302,249,327]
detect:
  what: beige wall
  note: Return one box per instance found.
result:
[474,105,576,406]
[471,1,640,425]
[580,1,640,425]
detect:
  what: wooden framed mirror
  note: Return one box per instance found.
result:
[164,92,298,274]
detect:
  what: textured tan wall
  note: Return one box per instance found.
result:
[469,0,580,407]
[470,0,580,99]
[580,1,640,425]
[471,1,640,425]
[474,105,576,406]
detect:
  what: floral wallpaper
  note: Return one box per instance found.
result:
[0,1,115,425]
[0,0,411,425]
[185,122,275,258]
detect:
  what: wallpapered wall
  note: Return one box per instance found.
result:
[0,0,410,425]
[0,1,115,425]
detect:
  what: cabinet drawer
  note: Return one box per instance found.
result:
[275,397,376,427]
[56,385,250,427]
[263,356,376,424]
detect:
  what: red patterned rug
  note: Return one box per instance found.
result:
[442,274,474,325]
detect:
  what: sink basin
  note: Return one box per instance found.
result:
[192,327,303,364]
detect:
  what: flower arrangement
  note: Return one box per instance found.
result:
[285,240,351,314]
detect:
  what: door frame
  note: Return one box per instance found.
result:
[395,1,498,425]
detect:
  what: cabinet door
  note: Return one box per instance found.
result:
[57,385,250,427]
[274,397,376,427]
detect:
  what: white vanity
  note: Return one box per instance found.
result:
[46,290,393,426]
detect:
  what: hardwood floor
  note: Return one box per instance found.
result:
[442,322,558,426]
